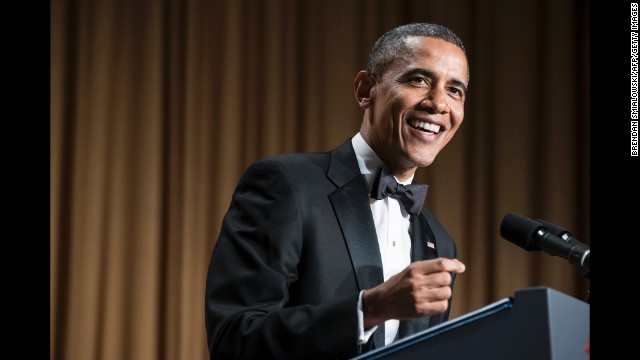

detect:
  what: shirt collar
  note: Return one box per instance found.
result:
[351,132,414,192]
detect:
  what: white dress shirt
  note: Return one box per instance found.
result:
[352,132,413,346]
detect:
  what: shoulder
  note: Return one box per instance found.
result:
[235,151,331,193]
[235,139,356,194]
[244,151,329,178]
[242,138,354,178]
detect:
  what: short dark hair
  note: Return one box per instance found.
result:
[366,23,469,84]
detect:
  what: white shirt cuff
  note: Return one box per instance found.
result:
[357,290,378,345]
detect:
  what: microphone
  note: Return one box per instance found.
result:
[536,218,590,278]
[536,218,581,246]
[500,212,590,278]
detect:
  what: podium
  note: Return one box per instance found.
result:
[353,287,590,360]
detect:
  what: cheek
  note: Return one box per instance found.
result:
[387,99,408,129]
[449,103,465,127]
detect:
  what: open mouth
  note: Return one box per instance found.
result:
[407,118,441,134]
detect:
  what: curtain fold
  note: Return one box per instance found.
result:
[51,0,589,358]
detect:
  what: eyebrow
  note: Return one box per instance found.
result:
[405,68,468,95]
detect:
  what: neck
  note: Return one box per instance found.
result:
[358,134,416,182]
[359,118,418,182]
[389,167,416,183]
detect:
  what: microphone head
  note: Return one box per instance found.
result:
[500,212,543,251]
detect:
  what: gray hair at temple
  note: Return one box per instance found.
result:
[366,23,470,85]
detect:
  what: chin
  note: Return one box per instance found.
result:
[408,156,436,168]
[411,151,439,168]
[418,160,436,168]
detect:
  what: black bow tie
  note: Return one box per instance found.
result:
[370,166,428,216]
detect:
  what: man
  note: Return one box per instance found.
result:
[205,22,468,359]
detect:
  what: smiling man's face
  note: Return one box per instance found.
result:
[358,36,468,180]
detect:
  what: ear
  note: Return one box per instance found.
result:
[354,70,375,109]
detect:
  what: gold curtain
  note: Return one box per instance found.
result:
[51,0,589,359]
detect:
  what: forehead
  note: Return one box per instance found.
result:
[390,36,468,83]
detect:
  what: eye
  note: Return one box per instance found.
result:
[411,77,428,85]
[448,87,465,99]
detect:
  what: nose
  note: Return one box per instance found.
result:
[420,87,449,114]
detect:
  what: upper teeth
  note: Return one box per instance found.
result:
[409,119,441,134]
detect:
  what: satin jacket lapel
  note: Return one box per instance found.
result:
[410,212,439,261]
[326,140,383,291]
[398,211,440,339]
[327,140,385,350]
[329,180,383,290]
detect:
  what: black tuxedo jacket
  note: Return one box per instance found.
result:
[205,139,458,359]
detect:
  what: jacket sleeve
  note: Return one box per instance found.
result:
[205,159,360,360]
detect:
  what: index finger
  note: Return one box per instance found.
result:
[412,258,466,274]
